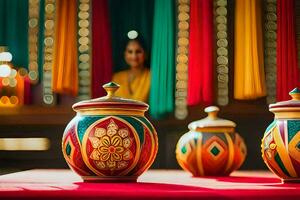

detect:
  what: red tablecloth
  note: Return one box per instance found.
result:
[0,169,299,199]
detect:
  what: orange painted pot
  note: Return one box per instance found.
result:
[62,82,158,182]
[176,106,247,176]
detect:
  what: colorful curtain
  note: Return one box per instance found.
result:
[92,0,113,98]
[187,0,214,105]
[52,0,78,96]
[234,0,266,100]
[0,0,28,68]
[108,0,154,72]
[277,0,300,101]
[149,0,175,118]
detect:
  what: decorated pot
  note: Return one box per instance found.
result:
[176,106,247,176]
[62,82,158,182]
[262,88,300,182]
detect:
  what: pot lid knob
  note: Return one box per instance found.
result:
[103,82,120,98]
[289,88,300,100]
[204,106,220,120]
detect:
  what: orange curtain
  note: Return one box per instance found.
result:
[234,0,266,99]
[52,0,78,96]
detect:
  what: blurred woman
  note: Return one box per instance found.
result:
[112,30,150,102]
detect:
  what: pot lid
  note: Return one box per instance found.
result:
[188,106,236,130]
[269,88,300,111]
[73,82,149,111]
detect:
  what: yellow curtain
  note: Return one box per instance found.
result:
[52,0,78,96]
[234,0,266,100]
[112,69,151,102]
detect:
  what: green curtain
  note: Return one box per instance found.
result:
[108,0,154,72]
[149,0,175,119]
[0,0,28,68]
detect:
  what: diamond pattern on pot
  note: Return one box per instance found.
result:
[207,141,225,160]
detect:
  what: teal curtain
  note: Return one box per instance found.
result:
[108,0,154,72]
[0,0,28,68]
[149,0,175,119]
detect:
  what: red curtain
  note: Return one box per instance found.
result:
[277,0,300,101]
[24,76,31,104]
[188,0,214,105]
[92,0,113,98]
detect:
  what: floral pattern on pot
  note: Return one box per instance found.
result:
[89,119,133,171]
[81,116,140,177]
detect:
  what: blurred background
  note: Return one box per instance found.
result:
[0,0,299,173]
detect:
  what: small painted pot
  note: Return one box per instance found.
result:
[62,82,158,182]
[176,106,247,176]
[262,88,300,182]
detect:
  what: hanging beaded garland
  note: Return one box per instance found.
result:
[175,0,190,120]
[43,0,56,105]
[77,0,91,101]
[28,0,40,84]
[215,0,229,106]
[264,0,277,104]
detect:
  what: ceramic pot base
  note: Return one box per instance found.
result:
[82,176,138,183]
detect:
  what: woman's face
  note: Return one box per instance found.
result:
[124,40,146,69]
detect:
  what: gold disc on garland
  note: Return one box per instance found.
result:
[216,7,227,16]
[217,31,227,39]
[79,54,90,62]
[217,65,229,74]
[78,11,89,19]
[217,56,228,65]
[217,39,228,47]
[218,74,229,83]
[178,12,189,21]
[79,3,89,11]
[266,13,277,21]
[178,37,189,46]
[217,0,227,6]
[216,15,227,24]
[177,54,188,63]
[217,23,227,31]
[178,5,189,13]
[178,30,189,38]
[78,28,89,37]
[176,73,188,81]
[79,63,89,70]
[79,45,89,52]
[79,70,90,77]
[217,47,228,56]
[177,46,188,54]
[266,4,276,12]
[178,21,189,30]
[176,63,188,72]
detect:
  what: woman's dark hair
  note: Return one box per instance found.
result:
[124,35,147,52]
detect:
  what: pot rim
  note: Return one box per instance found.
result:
[269,88,300,118]
[188,106,236,132]
[73,82,149,113]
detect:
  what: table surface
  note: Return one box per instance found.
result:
[0,169,299,199]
